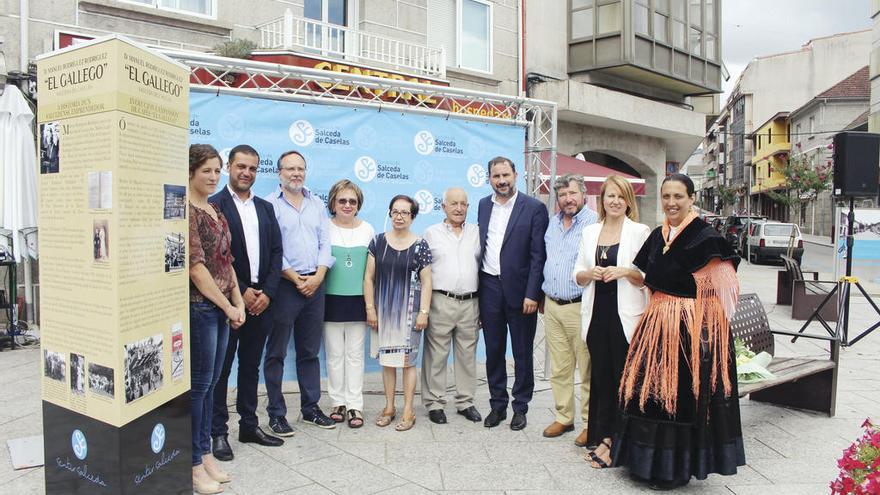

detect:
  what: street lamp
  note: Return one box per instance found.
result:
[756,176,764,217]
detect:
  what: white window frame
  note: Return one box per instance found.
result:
[456,0,493,74]
[119,0,218,20]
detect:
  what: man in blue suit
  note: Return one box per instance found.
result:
[478,156,549,430]
[210,144,285,461]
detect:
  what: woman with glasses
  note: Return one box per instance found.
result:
[364,195,432,431]
[323,180,374,428]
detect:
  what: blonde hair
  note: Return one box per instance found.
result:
[597,175,639,222]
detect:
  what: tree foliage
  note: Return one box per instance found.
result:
[765,156,832,207]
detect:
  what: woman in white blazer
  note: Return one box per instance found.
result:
[572,175,650,469]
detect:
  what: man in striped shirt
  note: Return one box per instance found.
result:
[541,174,597,447]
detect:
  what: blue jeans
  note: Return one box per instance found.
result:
[190,301,229,466]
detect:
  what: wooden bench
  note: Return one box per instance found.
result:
[778,255,838,321]
[730,293,839,416]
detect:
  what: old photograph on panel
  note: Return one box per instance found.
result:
[39,122,60,174]
[163,185,186,220]
[88,362,115,399]
[70,353,85,395]
[88,171,113,209]
[44,350,66,382]
[165,232,185,272]
[171,323,184,382]
[124,334,164,404]
[93,219,110,262]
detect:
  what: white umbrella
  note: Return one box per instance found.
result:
[0,83,38,261]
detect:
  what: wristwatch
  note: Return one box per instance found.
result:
[418,309,429,315]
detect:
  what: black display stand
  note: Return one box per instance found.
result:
[43,391,192,494]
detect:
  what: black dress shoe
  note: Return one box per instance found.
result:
[457,406,482,422]
[428,409,447,424]
[239,426,284,447]
[483,409,507,428]
[211,435,233,461]
[510,412,527,431]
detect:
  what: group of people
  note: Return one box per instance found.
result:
[187,142,746,493]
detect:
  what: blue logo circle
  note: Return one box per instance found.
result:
[71,429,87,460]
[150,423,166,454]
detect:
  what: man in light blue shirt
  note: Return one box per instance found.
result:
[263,150,336,434]
[541,174,597,447]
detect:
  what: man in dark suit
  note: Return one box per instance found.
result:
[210,144,285,461]
[478,156,549,431]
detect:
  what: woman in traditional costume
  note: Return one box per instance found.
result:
[612,173,745,490]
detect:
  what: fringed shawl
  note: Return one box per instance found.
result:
[620,214,740,415]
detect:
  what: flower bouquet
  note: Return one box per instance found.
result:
[830,418,880,494]
[734,337,774,384]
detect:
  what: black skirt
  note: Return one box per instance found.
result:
[611,322,746,483]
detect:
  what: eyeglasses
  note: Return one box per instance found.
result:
[390,210,412,218]
[336,198,359,206]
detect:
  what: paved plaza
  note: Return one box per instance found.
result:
[1,251,879,494]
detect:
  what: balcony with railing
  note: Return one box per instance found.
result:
[257,9,446,79]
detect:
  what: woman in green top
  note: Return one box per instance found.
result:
[323,180,375,428]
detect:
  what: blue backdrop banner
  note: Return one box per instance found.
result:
[189,91,526,231]
[190,91,527,378]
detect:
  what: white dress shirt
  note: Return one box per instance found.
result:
[481,190,518,276]
[424,221,480,294]
[228,185,260,284]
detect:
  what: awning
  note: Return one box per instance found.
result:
[538,151,646,196]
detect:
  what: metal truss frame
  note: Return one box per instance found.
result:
[159,49,558,203]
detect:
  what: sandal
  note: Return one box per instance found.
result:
[347,409,364,429]
[394,413,416,432]
[375,409,396,427]
[329,405,346,423]
[585,439,613,469]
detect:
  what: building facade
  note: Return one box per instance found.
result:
[2,1,522,96]
[707,29,870,217]
[748,112,789,221]
[789,66,870,237]
[525,0,723,223]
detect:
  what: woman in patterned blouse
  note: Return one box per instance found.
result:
[188,144,245,494]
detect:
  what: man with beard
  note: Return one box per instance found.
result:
[264,151,336,436]
[540,174,596,447]
[210,144,285,461]
[478,156,549,431]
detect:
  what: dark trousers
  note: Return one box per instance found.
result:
[478,273,538,415]
[211,306,272,437]
[264,280,325,418]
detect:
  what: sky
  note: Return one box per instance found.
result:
[721,0,873,106]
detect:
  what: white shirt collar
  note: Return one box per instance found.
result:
[228,184,254,204]
[491,190,518,207]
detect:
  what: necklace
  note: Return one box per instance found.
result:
[599,245,610,260]
[336,221,356,268]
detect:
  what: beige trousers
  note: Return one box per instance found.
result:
[544,298,591,427]
[420,294,480,411]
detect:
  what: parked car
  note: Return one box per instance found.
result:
[738,218,766,255]
[722,215,766,253]
[746,222,804,264]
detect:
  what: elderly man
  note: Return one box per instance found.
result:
[541,174,597,447]
[264,150,336,435]
[478,156,549,431]
[421,187,483,424]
